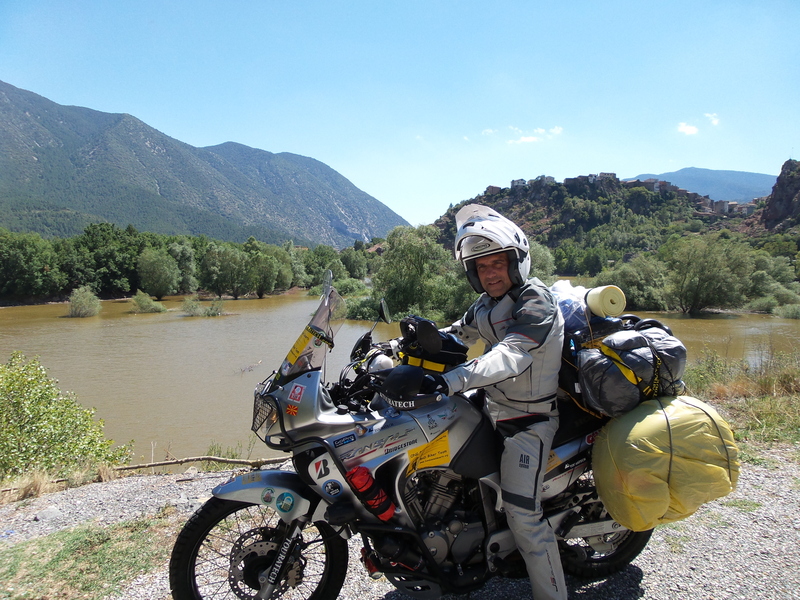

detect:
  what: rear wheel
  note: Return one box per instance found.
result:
[169,497,348,600]
[559,518,652,579]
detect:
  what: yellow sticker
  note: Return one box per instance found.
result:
[406,431,451,476]
[287,327,314,363]
[546,450,561,472]
[242,471,261,485]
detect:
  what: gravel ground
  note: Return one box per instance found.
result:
[1,445,798,600]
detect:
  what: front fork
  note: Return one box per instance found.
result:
[256,519,306,599]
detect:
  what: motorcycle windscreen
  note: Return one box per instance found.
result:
[278,288,346,381]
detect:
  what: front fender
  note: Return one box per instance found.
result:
[213,469,318,522]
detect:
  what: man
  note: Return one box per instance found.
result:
[424,204,567,600]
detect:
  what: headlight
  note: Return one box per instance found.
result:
[252,386,279,442]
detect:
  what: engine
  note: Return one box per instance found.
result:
[401,469,486,566]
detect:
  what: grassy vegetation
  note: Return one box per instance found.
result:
[684,347,800,447]
[129,289,167,313]
[202,437,256,471]
[0,506,178,600]
[181,296,225,316]
[67,285,101,318]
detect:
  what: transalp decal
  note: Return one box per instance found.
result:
[339,427,418,463]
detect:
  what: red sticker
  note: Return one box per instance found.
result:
[288,384,305,402]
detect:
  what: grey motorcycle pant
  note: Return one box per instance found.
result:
[500,416,567,600]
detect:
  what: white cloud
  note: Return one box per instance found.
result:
[507,136,540,144]
[481,128,497,135]
[463,136,470,142]
[705,113,720,126]
[505,125,563,144]
[678,122,699,135]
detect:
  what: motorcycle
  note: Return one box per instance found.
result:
[169,274,653,600]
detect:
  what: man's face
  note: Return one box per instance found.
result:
[475,252,512,298]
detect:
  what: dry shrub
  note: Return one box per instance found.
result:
[1,470,66,504]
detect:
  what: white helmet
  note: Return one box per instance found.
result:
[454,204,531,294]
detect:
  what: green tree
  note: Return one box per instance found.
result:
[553,240,582,275]
[168,239,198,293]
[0,230,66,298]
[282,241,311,287]
[663,235,754,313]
[200,243,252,298]
[304,245,342,285]
[249,253,279,298]
[0,352,131,478]
[51,237,95,294]
[137,247,180,300]
[528,241,556,281]
[73,223,143,296]
[199,242,228,297]
[339,247,368,279]
[594,254,669,311]
[372,225,452,317]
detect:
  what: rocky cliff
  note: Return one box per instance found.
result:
[761,159,800,230]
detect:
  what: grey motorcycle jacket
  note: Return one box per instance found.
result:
[441,277,565,423]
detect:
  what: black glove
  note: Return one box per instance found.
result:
[420,374,448,395]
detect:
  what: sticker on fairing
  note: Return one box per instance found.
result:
[242,471,260,485]
[262,487,275,504]
[322,480,342,497]
[289,384,305,402]
[546,450,561,471]
[405,430,450,476]
[276,492,294,512]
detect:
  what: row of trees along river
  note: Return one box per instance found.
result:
[3,220,800,467]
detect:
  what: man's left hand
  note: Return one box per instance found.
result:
[420,374,448,395]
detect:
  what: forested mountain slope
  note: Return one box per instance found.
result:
[0,79,407,247]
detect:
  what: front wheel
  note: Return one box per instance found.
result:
[169,497,348,600]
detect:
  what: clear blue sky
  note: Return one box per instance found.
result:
[1,1,797,226]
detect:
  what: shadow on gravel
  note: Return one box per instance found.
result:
[375,565,645,600]
[569,565,646,599]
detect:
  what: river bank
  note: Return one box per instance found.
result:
[1,443,798,600]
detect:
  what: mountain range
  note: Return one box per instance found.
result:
[0,79,787,249]
[0,79,408,248]
[628,167,777,203]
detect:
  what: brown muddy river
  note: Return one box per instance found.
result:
[2,292,799,464]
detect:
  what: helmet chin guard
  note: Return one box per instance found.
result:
[454,204,531,294]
